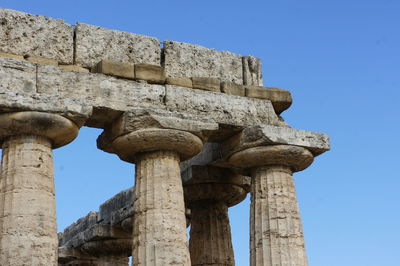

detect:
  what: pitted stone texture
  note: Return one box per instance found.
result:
[0,89,92,127]
[0,136,57,266]
[189,203,235,266]
[250,166,308,266]
[105,109,218,142]
[0,8,73,64]
[0,52,24,60]
[37,64,165,113]
[0,57,36,93]
[98,188,134,226]
[165,85,279,127]
[243,56,263,86]
[164,41,243,83]
[133,151,191,266]
[75,23,161,68]
[223,125,330,157]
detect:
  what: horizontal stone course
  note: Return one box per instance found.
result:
[75,23,162,68]
[164,40,243,84]
[0,8,74,64]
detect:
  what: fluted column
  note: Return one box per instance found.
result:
[184,166,250,266]
[133,150,189,265]
[0,112,79,266]
[98,124,204,266]
[229,145,314,266]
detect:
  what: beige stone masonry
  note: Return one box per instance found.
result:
[58,247,129,266]
[26,56,59,66]
[192,77,221,92]
[184,166,250,266]
[0,112,79,266]
[228,145,314,266]
[221,81,245,96]
[246,86,293,114]
[243,56,263,86]
[0,52,24,60]
[59,65,90,73]
[92,60,135,79]
[166,77,193,88]
[135,64,166,84]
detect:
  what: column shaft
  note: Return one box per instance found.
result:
[250,166,307,266]
[0,135,57,266]
[132,151,190,265]
[189,202,235,266]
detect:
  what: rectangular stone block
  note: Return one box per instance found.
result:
[246,86,292,114]
[223,125,330,156]
[0,8,74,64]
[0,52,24,60]
[164,40,243,83]
[98,188,133,225]
[37,65,166,124]
[242,56,263,86]
[0,57,36,93]
[191,77,221,92]
[166,77,193,88]
[75,23,161,68]
[165,85,279,127]
[92,60,135,79]
[26,56,58,66]
[221,82,245,96]
[135,64,165,84]
[59,65,90,73]
[108,109,218,141]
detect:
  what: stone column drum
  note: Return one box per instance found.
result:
[0,112,79,266]
[99,127,204,266]
[229,145,314,266]
[183,166,250,266]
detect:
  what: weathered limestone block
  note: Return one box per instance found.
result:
[0,89,92,127]
[0,52,24,60]
[223,125,330,157]
[243,56,263,86]
[165,85,280,127]
[221,81,245,96]
[36,64,165,124]
[183,166,250,266]
[0,112,80,266]
[58,247,129,266]
[0,8,74,64]
[98,188,134,226]
[92,60,135,79]
[0,57,36,93]
[75,23,161,68]
[164,40,243,83]
[59,65,90,73]
[246,86,292,114]
[26,56,59,66]
[166,77,193,88]
[134,64,165,84]
[191,77,221,92]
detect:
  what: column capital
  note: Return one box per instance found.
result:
[98,109,218,163]
[229,144,314,172]
[183,166,250,207]
[0,111,79,148]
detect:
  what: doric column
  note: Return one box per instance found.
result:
[0,111,79,266]
[183,166,250,266]
[98,110,217,266]
[228,145,314,266]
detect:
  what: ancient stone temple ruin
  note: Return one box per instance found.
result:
[0,8,330,266]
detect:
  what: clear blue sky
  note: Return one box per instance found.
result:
[1,1,399,265]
